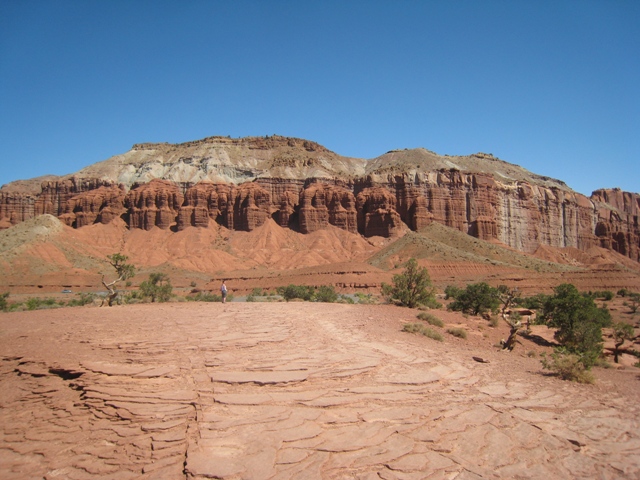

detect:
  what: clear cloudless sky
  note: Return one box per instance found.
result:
[1,0,638,195]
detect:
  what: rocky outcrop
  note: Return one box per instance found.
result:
[125,179,184,230]
[58,185,126,227]
[299,184,357,234]
[592,189,640,262]
[1,136,638,263]
[356,187,404,237]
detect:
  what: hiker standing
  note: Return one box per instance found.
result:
[221,280,228,303]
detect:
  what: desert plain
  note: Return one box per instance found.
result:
[1,297,639,479]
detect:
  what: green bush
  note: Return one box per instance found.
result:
[417,312,444,327]
[66,293,96,307]
[186,292,222,302]
[354,293,376,304]
[447,283,500,316]
[314,285,338,303]
[541,351,595,384]
[588,290,615,301]
[402,323,443,341]
[626,293,640,313]
[25,297,59,311]
[514,293,549,310]
[381,258,437,308]
[277,284,314,302]
[139,273,173,303]
[540,283,611,368]
[0,292,8,312]
[446,327,467,339]
[444,285,462,300]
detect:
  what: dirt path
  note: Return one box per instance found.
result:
[0,303,638,479]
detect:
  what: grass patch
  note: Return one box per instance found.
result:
[416,312,444,327]
[403,323,444,341]
[446,327,467,339]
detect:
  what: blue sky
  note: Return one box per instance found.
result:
[1,1,638,195]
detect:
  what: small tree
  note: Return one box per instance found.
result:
[625,293,640,314]
[497,285,523,351]
[540,283,611,368]
[140,273,173,303]
[381,258,436,308]
[612,322,635,363]
[447,282,500,316]
[101,253,135,307]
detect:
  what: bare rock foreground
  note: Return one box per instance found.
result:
[1,303,638,479]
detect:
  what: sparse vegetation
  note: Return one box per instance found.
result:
[447,282,500,316]
[186,292,223,303]
[354,293,376,304]
[612,322,635,363]
[624,293,640,314]
[417,312,444,327]
[541,351,595,384]
[540,283,612,368]
[446,327,467,339]
[381,258,437,308]
[0,292,8,312]
[403,323,443,341]
[139,273,173,303]
[514,293,549,310]
[314,285,338,303]
[277,285,314,302]
[101,253,136,307]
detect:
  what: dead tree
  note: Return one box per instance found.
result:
[498,286,522,351]
[101,253,135,307]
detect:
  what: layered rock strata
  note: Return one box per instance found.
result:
[1,136,638,262]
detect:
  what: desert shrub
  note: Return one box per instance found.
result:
[625,293,640,313]
[314,285,338,303]
[0,292,8,312]
[540,283,611,368]
[444,285,462,300]
[446,327,467,339]
[417,312,444,327]
[489,316,499,327]
[617,288,630,297]
[66,293,96,307]
[338,295,355,304]
[402,323,443,341]
[139,273,173,303]
[190,281,197,288]
[277,284,314,302]
[588,290,614,301]
[25,297,59,311]
[514,293,549,310]
[527,350,537,358]
[541,351,595,384]
[447,283,500,316]
[612,322,635,363]
[354,293,376,304]
[187,292,222,302]
[381,258,437,308]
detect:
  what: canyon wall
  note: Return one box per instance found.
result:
[1,136,637,262]
[1,174,637,262]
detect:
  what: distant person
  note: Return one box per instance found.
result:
[221,280,228,303]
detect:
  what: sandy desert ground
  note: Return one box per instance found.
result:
[1,302,639,479]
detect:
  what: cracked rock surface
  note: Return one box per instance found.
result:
[0,303,638,479]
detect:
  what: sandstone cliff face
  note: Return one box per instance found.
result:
[299,184,357,234]
[0,136,638,263]
[592,189,640,262]
[125,180,184,230]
